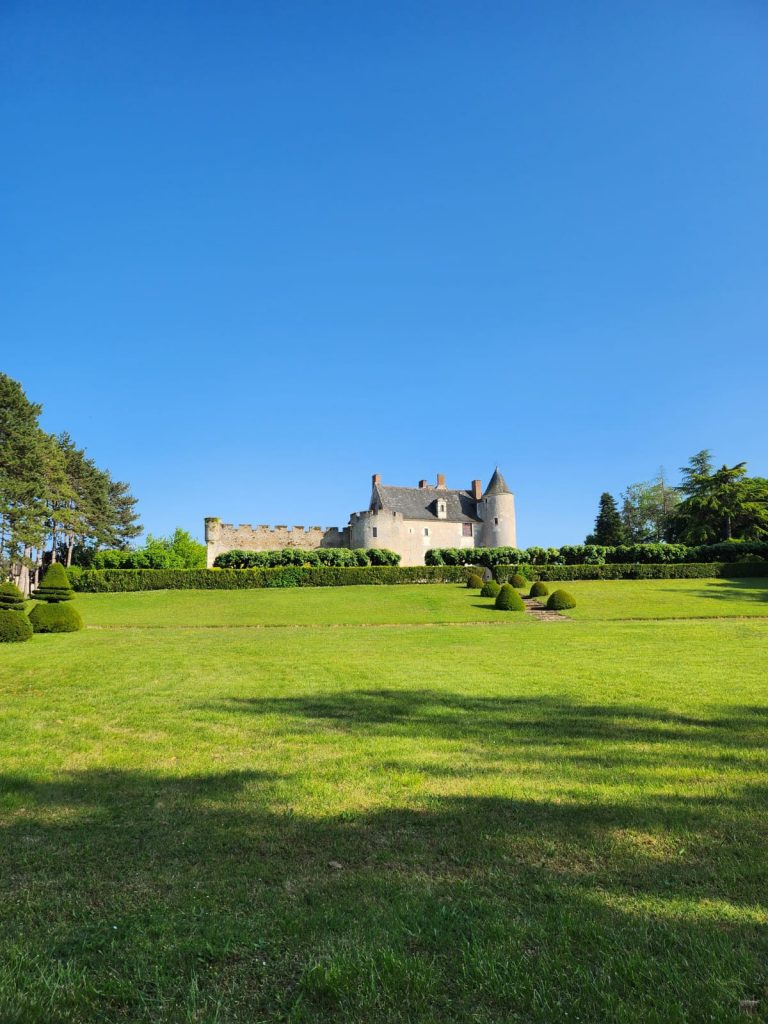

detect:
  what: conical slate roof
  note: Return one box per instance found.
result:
[483,467,511,496]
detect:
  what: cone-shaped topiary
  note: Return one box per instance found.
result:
[495,583,525,611]
[480,580,501,598]
[509,573,526,588]
[0,581,26,612]
[29,602,83,633]
[547,589,577,610]
[529,581,549,598]
[466,573,484,589]
[32,563,75,603]
[0,609,33,642]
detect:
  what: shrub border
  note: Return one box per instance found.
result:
[493,562,768,582]
[70,562,768,592]
[73,565,477,592]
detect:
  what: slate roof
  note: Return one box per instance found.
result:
[370,484,481,523]
[483,467,511,496]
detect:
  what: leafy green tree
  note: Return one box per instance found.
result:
[105,480,142,549]
[621,470,680,543]
[586,492,625,546]
[0,375,50,590]
[671,451,768,542]
[1,374,142,587]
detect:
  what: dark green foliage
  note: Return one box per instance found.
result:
[73,565,475,592]
[0,608,33,642]
[29,602,83,633]
[215,548,401,569]
[436,541,768,568]
[530,581,549,598]
[480,580,501,598]
[0,581,26,612]
[547,590,577,610]
[495,562,768,582]
[32,563,75,602]
[495,584,525,611]
[69,560,768,593]
[672,451,768,543]
[466,573,483,589]
[509,573,526,588]
[587,493,626,546]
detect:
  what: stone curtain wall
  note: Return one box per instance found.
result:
[205,518,346,567]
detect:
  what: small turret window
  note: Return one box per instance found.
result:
[372,527,378,538]
[494,517,499,526]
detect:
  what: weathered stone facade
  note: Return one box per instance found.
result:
[206,469,516,567]
[205,520,348,567]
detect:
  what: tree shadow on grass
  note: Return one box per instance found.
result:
[1,696,767,1022]
[659,578,768,604]
[205,689,764,749]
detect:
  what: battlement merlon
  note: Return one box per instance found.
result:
[205,519,347,567]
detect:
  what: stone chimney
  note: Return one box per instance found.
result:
[436,474,446,489]
[372,473,381,486]
[418,479,428,489]
[471,479,482,500]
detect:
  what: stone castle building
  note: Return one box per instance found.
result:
[205,468,516,568]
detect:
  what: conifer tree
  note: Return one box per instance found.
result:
[588,493,626,546]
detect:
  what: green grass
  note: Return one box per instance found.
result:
[74,576,768,627]
[1,580,767,1022]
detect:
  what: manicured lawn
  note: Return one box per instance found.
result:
[1,581,767,1022]
[74,576,768,627]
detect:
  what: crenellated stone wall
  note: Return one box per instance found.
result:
[205,518,347,567]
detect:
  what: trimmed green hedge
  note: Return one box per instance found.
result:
[214,547,401,568]
[0,609,33,643]
[495,584,525,611]
[29,602,83,633]
[493,562,768,582]
[70,561,768,592]
[427,542,768,567]
[73,565,477,592]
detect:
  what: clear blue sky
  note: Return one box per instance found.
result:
[2,1,766,546]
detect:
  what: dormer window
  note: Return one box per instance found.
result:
[436,499,447,520]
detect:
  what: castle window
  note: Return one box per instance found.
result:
[494,517,499,526]
[462,523,473,537]
[372,527,378,538]
[424,528,429,537]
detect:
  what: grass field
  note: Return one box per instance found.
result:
[1,580,767,1022]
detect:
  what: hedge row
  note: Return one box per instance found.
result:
[73,565,474,592]
[71,561,768,591]
[214,547,400,568]
[493,561,768,582]
[427,542,768,567]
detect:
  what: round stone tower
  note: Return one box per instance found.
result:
[478,468,516,548]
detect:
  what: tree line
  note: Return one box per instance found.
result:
[0,374,141,592]
[588,451,768,546]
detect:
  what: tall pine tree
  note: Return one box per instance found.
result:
[587,492,626,546]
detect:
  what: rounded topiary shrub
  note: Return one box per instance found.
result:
[480,579,501,598]
[33,563,75,603]
[547,589,577,611]
[29,602,83,634]
[0,581,26,612]
[529,581,549,598]
[466,573,484,589]
[495,583,525,612]
[0,609,33,643]
[510,573,527,588]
